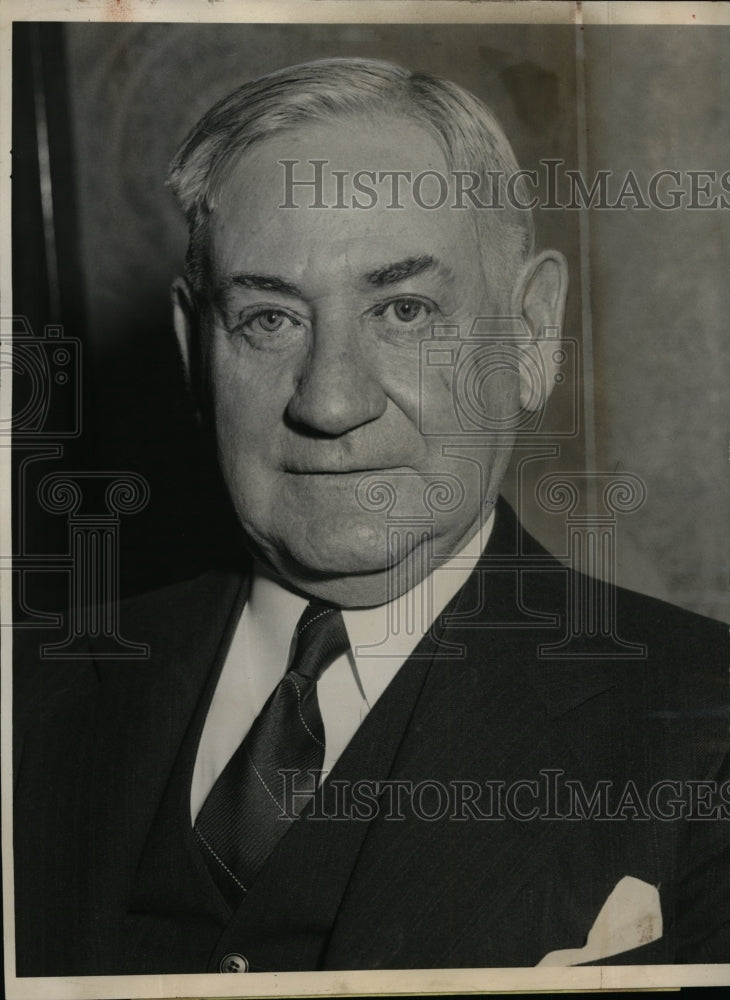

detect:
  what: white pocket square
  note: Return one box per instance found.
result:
[536,875,662,966]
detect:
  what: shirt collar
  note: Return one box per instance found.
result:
[246,509,494,705]
[343,511,493,705]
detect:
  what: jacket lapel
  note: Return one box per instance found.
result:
[323,499,624,968]
[114,500,629,971]
[100,571,248,970]
[208,640,436,971]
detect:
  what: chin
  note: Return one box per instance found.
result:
[256,513,425,581]
[295,518,397,575]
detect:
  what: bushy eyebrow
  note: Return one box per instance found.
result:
[364,254,449,287]
[223,272,304,297]
[217,254,454,302]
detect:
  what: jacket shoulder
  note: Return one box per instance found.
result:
[13,569,246,746]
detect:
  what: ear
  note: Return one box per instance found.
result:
[171,276,202,414]
[510,249,569,411]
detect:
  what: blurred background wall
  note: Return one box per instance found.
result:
[584,26,729,620]
[12,21,728,621]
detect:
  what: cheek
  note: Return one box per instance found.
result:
[211,376,255,451]
[381,347,452,433]
[207,348,286,454]
[474,364,521,424]
[451,349,522,431]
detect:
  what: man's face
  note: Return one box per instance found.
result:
[183,116,522,605]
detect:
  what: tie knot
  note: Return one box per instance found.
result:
[289,601,350,682]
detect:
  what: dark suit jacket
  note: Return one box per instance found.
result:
[13,499,730,975]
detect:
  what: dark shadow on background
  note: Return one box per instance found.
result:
[12,22,244,626]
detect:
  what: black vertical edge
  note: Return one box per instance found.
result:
[11,21,50,334]
[37,22,88,348]
[11,21,88,620]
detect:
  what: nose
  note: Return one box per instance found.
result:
[285,313,387,436]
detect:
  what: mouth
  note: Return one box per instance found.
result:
[282,465,412,476]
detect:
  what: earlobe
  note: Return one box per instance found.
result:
[511,249,569,411]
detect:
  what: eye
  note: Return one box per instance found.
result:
[374,296,435,327]
[248,309,298,334]
[230,306,305,339]
[391,298,426,323]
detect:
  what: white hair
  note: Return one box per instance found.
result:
[167,57,535,300]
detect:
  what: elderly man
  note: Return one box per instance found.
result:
[14,58,728,977]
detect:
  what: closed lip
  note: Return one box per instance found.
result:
[283,465,411,475]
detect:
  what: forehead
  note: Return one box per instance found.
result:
[208,117,486,288]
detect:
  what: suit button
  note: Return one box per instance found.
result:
[219,953,249,973]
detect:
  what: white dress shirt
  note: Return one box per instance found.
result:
[190,510,494,820]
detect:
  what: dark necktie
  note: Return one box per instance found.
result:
[194,601,350,907]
